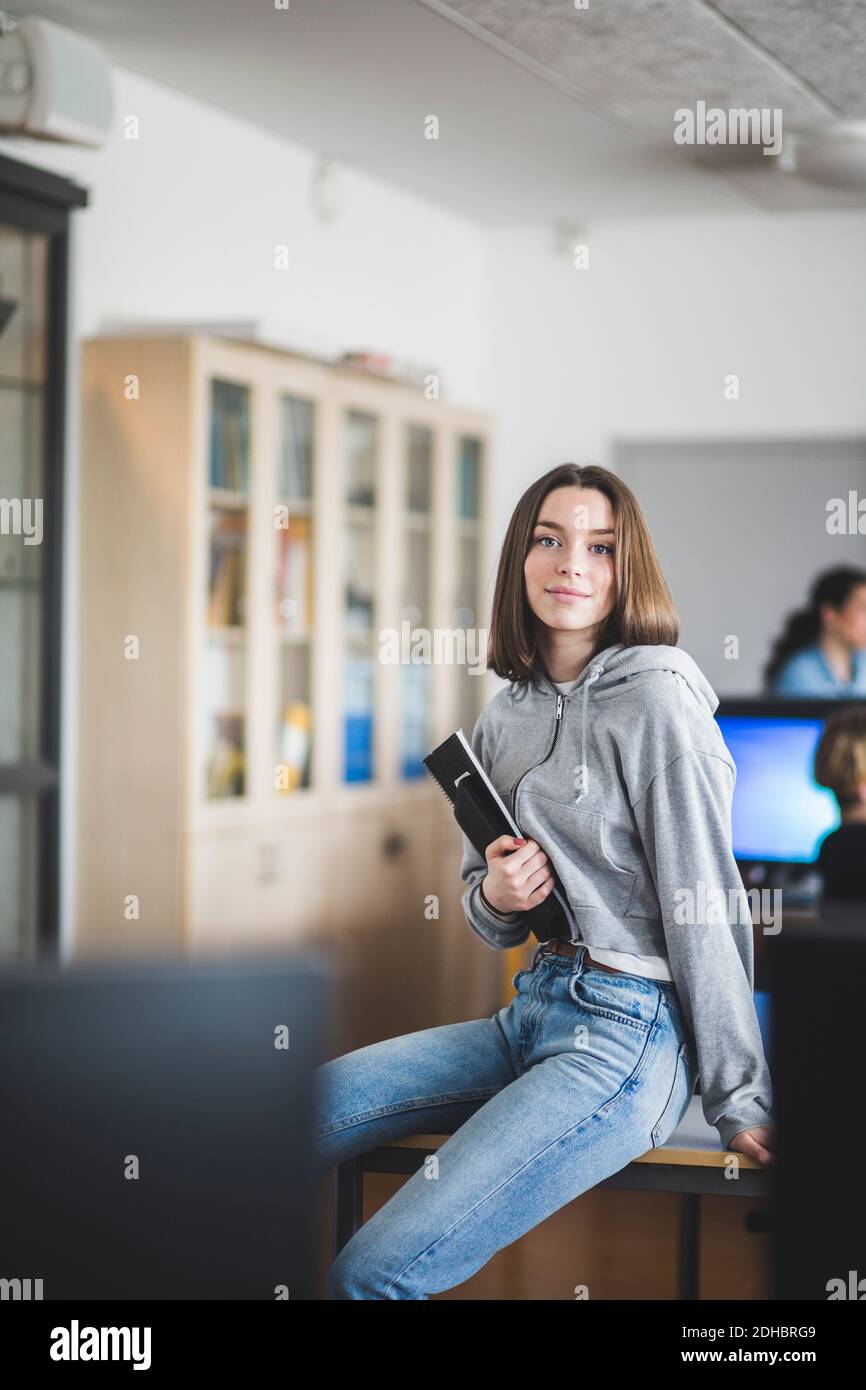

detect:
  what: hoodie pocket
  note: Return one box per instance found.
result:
[519,792,636,916]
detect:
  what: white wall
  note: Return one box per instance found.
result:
[0,65,491,959]
[480,214,866,690]
[0,66,490,397]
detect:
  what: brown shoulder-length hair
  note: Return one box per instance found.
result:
[487,463,679,685]
[814,706,866,810]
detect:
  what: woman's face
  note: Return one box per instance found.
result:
[823,584,866,649]
[523,486,617,640]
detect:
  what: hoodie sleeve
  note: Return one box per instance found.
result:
[459,708,532,951]
[632,748,774,1151]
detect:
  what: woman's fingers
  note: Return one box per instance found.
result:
[487,836,547,866]
[521,866,554,906]
[505,843,548,880]
[525,877,555,907]
[485,834,523,862]
[510,850,552,908]
[729,1128,775,1167]
[485,836,552,911]
[523,863,553,893]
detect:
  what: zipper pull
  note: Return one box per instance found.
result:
[555,693,563,720]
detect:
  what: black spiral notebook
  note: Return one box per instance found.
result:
[423,729,573,943]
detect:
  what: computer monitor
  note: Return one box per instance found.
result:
[715,699,854,867]
[0,952,330,1300]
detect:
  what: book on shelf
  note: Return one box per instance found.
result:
[275,516,313,628]
[208,512,247,626]
[207,717,245,798]
[277,702,312,793]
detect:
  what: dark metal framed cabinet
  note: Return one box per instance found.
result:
[0,151,88,959]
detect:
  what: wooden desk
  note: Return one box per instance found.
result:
[333,1097,772,1299]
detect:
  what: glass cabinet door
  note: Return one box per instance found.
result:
[274,393,314,795]
[204,378,250,799]
[454,435,485,736]
[342,410,378,783]
[0,223,50,959]
[399,424,433,778]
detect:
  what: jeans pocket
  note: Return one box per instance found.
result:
[651,1040,692,1148]
[567,968,653,1032]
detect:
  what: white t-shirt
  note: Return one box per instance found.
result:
[545,676,673,983]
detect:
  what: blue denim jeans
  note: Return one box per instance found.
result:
[313,941,698,1299]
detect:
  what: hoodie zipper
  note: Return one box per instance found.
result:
[510,692,564,817]
[509,691,577,936]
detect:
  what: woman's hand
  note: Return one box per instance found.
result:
[727,1123,776,1166]
[482,835,555,915]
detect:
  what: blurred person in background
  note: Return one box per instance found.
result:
[764,567,866,697]
[813,706,866,902]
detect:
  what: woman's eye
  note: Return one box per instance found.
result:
[535,535,614,555]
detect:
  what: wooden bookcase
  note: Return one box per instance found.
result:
[77,333,497,1035]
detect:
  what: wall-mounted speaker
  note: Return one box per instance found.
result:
[0,15,113,148]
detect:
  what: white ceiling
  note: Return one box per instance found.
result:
[11,0,866,223]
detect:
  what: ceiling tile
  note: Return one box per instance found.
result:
[710,0,866,117]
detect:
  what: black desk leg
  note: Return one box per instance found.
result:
[677,1193,700,1300]
[334,1158,364,1259]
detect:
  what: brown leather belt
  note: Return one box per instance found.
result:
[538,939,626,974]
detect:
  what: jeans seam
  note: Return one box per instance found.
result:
[650,1041,686,1147]
[315,1089,503,1138]
[523,998,553,1059]
[493,1010,521,1082]
[572,1004,651,1032]
[380,1002,662,1297]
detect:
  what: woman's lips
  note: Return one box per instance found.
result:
[546,588,591,603]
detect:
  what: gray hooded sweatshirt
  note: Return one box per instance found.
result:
[460,641,774,1151]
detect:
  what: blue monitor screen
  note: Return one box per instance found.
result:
[715,715,840,863]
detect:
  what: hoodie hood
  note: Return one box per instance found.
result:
[507,643,720,802]
[507,642,719,714]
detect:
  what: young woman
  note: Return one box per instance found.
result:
[764,566,866,696]
[313,463,775,1300]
